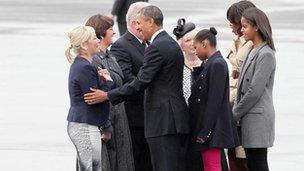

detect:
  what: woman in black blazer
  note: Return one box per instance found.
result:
[189,27,239,171]
[65,26,115,171]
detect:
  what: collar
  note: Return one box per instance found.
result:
[204,51,222,68]
[150,28,165,43]
[96,50,109,59]
[249,42,267,58]
[239,35,249,46]
[128,30,144,44]
[233,35,248,46]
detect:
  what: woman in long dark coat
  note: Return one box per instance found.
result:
[189,27,239,171]
[85,14,134,171]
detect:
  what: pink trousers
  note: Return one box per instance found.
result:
[201,148,222,171]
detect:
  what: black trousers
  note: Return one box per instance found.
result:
[186,150,203,171]
[228,148,248,171]
[185,149,228,171]
[245,148,269,171]
[146,134,188,171]
[221,149,229,171]
[130,127,152,171]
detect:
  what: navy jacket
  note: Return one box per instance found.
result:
[67,56,115,126]
[110,31,145,127]
[108,31,190,138]
[188,51,239,151]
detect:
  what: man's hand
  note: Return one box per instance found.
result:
[84,88,108,105]
[101,132,111,142]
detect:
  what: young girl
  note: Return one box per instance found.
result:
[233,7,276,171]
[189,27,239,171]
[173,18,203,171]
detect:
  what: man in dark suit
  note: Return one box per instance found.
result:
[109,2,152,171]
[85,5,190,171]
[109,0,149,36]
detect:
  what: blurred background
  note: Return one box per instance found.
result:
[0,0,304,170]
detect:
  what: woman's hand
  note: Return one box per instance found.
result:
[98,67,112,81]
[101,132,111,142]
[196,137,205,144]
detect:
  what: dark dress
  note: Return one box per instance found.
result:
[110,30,152,171]
[92,51,134,171]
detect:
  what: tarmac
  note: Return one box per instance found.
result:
[0,0,304,170]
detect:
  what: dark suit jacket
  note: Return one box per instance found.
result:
[67,56,115,126]
[110,31,145,127]
[188,51,239,151]
[111,0,149,23]
[108,31,190,138]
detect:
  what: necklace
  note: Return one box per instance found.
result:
[185,57,201,69]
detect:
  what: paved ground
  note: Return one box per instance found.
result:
[0,0,304,170]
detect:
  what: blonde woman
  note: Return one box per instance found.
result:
[173,18,203,171]
[173,18,201,105]
[65,26,115,171]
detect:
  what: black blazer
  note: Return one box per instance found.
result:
[108,31,190,138]
[111,0,149,23]
[188,51,239,152]
[67,56,115,126]
[110,31,145,127]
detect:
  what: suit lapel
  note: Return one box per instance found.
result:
[151,31,167,44]
[239,42,267,84]
[228,36,238,58]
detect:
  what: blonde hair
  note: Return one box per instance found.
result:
[65,26,96,63]
[126,2,150,28]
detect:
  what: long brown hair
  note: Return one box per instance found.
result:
[242,7,275,50]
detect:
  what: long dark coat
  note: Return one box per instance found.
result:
[92,51,134,171]
[188,51,239,152]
